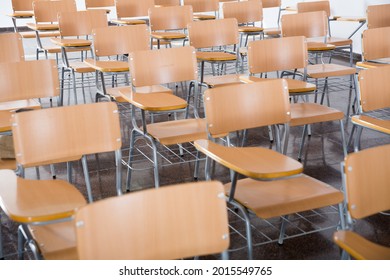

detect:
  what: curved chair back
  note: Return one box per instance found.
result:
[115,0,154,19]
[11,102,121,167]
[57,10,108,37]
[222,0,263,25]
[357,65,390,113]
[344,144,390,219]
[148,5,193,31]
[367,4,390,29]
[204,79,290,137]
[75,181,229,259]
[361,26,390,63]
[129,46,198,87]
[247,36,307,74]
[187,18,239,49]
[92,24,149,57]
[0,33,25,62]
[281,10,328,38]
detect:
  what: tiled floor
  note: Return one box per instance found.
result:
[1,35,390,260]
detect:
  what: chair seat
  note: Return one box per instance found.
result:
[0,170,87,224]
[19,31,60,39]
[307,41,335,51]
[322,37,353,47]
[0,99,41,133]
[196,51,237,62]
[240,76,316,94]
[26,23,59,31]
[224,175,343,219]
[263,27,281,36]
[333,230,390,260]
[107,85,172,103]
[238,26,264,33]
[119,91,187,112]
[111,18,146,25]
[351,115,390,134]
[290,103,344,127]
[84,59,129,72]
[28,222,78,260]
[51,38,91,48]
[151,32,187,40]
[0,159,16,170]
[356,61,390,69]
[147,118,208,146]
[9,11,34,18]
[69,61,96,73]
[194,139,303,179]
[305,63,356,79]
[193,14,216,20]
[203,74,243,88]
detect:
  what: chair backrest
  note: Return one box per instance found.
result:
[183,0,219,14]
[222,0,263,25]
[187,18,239,49]
[92,24,150,57]
[11,0,39,11]
[32,0,76,23]
[129,46,198,87]
[0,59,59,103]
[297,0,331,18]
[262,0,281,9]
[154,0,181,6]
[0,33,25,62]
[281,10,328,38]
[75,181,229,259]
[204,79,290,137]
[247,35,308,74]
[85,0,114,8]
[366,3,390,29]
[57,10,108,37]
[357,65,390,113]
[361,26,390,62]
[11,102,122,167]
[343,144,390,219]
[115,0,154,19]
[148,5,193,31]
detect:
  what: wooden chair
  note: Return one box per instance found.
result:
[281,11,357,117]
[296,0,355,66]
[111,0,154,26]
[26,0,77,60]
[148,5,193,48]
[13,181,229,259]
[244,36,347,161]
[222,0,264,47]
[54,9,108,105]
[122,46,207,190]
[351,65,390,151]
[366,3,390,29]
[84,24,166,103]
[333,144,390,260]
[187,18,243,91]
[85,0,114,14]
[0,58,59,258]
[8,0,37,33]
[194,79,344,259]
[183,0,219,21]
[4,101,122,259]
[356,26,390,69]
[11,101,122,202]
